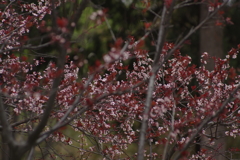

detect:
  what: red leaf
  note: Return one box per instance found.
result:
[26,22,33,28]
[102,8,108,14]
[136,40,145,49]
[58,126,67,131]
[191,86,196,90]
[95,60,101,68]
[114,38,123,49]
[77,121,82,127]
[238,44,240,49]
[144,22,152,29]
[21,56,28,61]
[151,101,156,106]
[51,62,56,68]
[218,10,225,15]
[215,20,224,26]
[57,17,68,28]
[165,0,173,8]
[65,138,71,143]
[228,67,236,80]
[86,99,93,107]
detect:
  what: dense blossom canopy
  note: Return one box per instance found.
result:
[1,43,240,159]
[0,0,240,159]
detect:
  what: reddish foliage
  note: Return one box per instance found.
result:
[144,22,152,29]
[0,0,240,160]
[57,17,68,28]
[165,0,173,8]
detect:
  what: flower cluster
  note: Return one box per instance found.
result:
[1,1,240,156]
[2,39,240,159]
[0,0,60,53]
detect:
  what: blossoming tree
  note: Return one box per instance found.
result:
[0,0,240,159]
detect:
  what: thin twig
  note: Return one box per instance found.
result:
[104,16,116,42]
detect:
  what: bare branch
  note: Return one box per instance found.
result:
[162,96,176,160]
[0,41,53,54]
[104,16,117,42]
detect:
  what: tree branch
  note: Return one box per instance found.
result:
[137,1,177,159]
[27,0,90,147]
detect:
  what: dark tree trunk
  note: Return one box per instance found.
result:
[1,135,10,160]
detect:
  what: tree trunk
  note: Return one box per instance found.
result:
[200,4,224,65]
[1,135,10,160]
